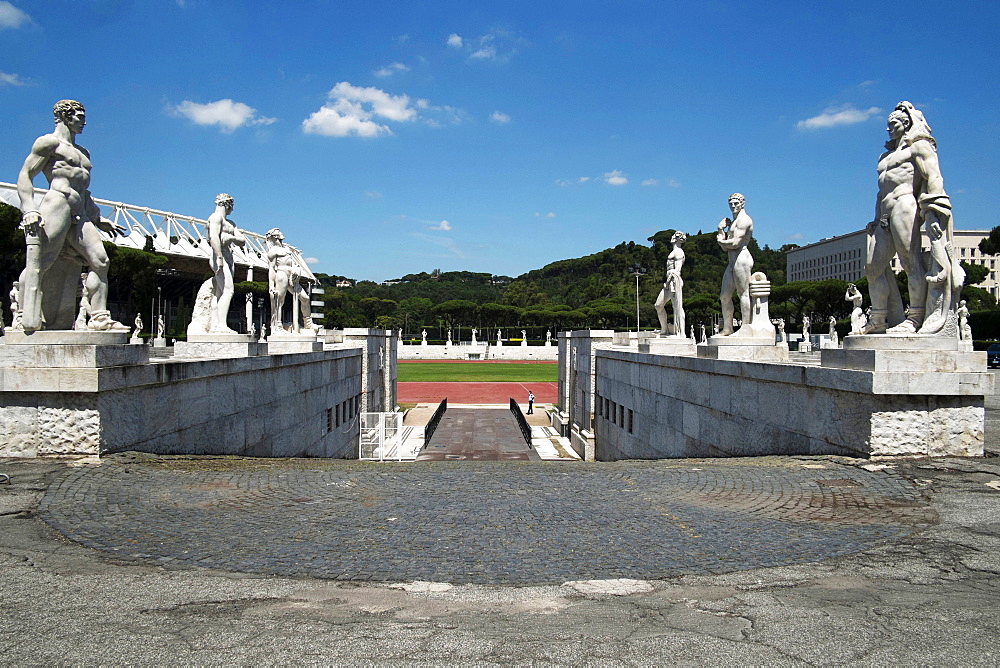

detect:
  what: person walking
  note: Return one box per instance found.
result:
[527,390,535,415]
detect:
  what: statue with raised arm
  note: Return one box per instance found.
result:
[845,284,865,335]
[716,193,754,335]
[865,101,963,335]
[15,100,127,332]
[655,231,687,337]
[265,228,316,335]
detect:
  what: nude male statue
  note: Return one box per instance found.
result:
[265,228,316,334]
[654,231,687,337]
[16,100,126,332]
[207,193,246,333]
[864,101,953,334]
[716,193,754,335]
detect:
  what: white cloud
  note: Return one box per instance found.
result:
[490,111,511,124]
[859,80,877,88]
[303,82,421,138]
[457,29,525,63]
[471,45,496,60]
[413,232,467,258]
[797,104,882,130]
[447,33,463,47]
[641,179,658,187]
[555,179,572,187]
[374,62,410,77]
[603,170,628,186]
[577,176,590,184]
[303,257,320,265]
[172,99,276,133]
[787,232,805,240]
[429,220,452,231]
[0,70,26,86]
[545,212,556,218]
[667,178,681,188]
[0,1,30,29]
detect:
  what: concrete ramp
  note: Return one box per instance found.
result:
[416,407,541,461]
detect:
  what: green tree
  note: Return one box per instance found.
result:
[432,299,478,327]
[961,261,990,286]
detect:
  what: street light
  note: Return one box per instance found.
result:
[628,265,646,336]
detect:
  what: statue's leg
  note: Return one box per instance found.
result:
[863,223,897,334]
[654,287,669,334]
[886,204,926,332]
[71,220,126,330]
[673,288,685,339]
[734,250,754,326]
[719,269,735,335]
[19,196,73,331]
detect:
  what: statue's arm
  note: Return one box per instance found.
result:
[912,141,946,195]
[208,214,223,269]
[718,217,752,251]
[17,135,57,217]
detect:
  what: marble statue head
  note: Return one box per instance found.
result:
[215,193,234,209]
[53,99,86,132]
[887,101,934,148]
[265,228,284,242]
[671,231,687,245]
[728,193,745,214]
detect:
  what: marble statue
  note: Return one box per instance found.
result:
[864,101,963,335]
[73,272,90,330]
[398,327,403,341]
[248,322,255,340]
[9,281,22,330]
[131,313,143,342]
[716,194,753,335]
[446,330,452,346]
[471,328,478,345]
[773,318,785,342]
[713,323,719,336]
[156,314,165,339]
[497,330,502,345]
[421,329,427,341]
[699,323,706,342]
[546,330,552,343]
[521,329,526,339]
[828,316,838,346]
[265,228,317,335]
[802,315,810,338]
[655,231,687,337]
[188,193,246,335]
[245,292,253,335]
[957,300,972,341]
[845,284,865,335]
[15,100,127,332]
[689,324,695,340]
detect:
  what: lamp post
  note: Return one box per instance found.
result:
[628,265,646,336]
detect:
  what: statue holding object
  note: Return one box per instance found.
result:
[716,193,754,336]
[265,228,318,335]
[654,231,687,337]
[15,100,127,332]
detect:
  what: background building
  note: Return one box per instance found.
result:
[786,228,1000,298]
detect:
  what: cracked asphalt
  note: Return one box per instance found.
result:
[1,451,999,664]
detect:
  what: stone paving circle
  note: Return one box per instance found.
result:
[38,456,935,586]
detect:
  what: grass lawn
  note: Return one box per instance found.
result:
[397,361,558,383]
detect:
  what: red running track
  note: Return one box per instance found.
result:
[397,382,557,404]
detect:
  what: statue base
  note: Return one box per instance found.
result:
[174,332,267,357]
[266,332,323,354]
[824,334,982,372]
[639,336,697,356]
[129,336,143,345]
[3,330,128,346]
[0,330,148,368]
[798,341,813,353]
[152,337,168,348]
[699,334,790,362]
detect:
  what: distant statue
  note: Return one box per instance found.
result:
[845,284,865,335]
[134,313,142,333]
[828,316,838,346]
[9,281,22,330]
[471,327,478,344]
[689,324,695,340]
[957,300,971,340]
[207,194,245,332]
[73,271,90,330]
[521,329,526,339]
[699,323,706,342]
[398,327,403,340]
[156,314,165,339]
[421,329,427,342]
[266,228,317,335]
[865,101,963,335]
[716,193,754,335]
[773,318,785,342]
[14,100,127,332]
[497,329,503,345]
[248,322,255,340]
[802,315,810,338]
[546,330,552,343]
[655,231,687,337]
[447,330,452,345]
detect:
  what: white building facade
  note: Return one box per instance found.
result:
[786,228,1000,298]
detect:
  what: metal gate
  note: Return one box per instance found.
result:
[359,412,406,461]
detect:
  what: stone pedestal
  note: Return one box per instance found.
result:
[266,333,322,355]
[152,337,168,348]
[799,341,813,353]
[129,335,143,345]
[174,333,267,358]
[639,336,697,356]
[0,330,148,371]
[699,334,790,362]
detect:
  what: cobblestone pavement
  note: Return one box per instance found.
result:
[38,455,932,585]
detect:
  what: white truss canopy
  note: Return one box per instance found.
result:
[0,182,316,282]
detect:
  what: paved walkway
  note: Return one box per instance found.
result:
[417,408,541,461]
[38,455,931,586]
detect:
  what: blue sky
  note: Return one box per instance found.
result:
[1,0,998,282]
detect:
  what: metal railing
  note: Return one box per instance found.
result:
[509,398,533,447]
[422,398,448,447]
[359,412,405,461]
[0,181,315,281]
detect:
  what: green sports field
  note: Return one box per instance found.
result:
[397,362,558,383]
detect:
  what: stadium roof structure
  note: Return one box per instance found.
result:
[0,182,316,283]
